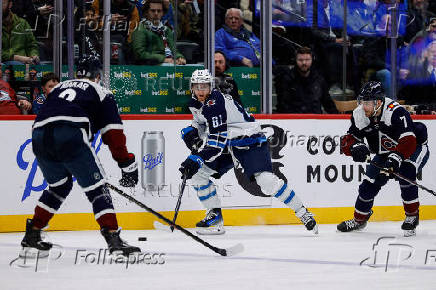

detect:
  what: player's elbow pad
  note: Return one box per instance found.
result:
[394,135,417,160]
[102,129,132,164]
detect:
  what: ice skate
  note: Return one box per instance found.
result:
[296,207,318,234]
[402,214,419,237]
[196,208,225,235]
[337,210,373,232]
[101,227,141,257]
[20,219,52,259]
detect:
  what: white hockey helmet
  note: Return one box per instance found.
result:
[190,69,214,93]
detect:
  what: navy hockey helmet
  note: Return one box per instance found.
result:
[357,81,385,103]
[76,54,102,79]
[357,81,385,116]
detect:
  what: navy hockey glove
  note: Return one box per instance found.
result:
[383,152,403,174]
[179,155,204,179]
[181,126,203,152]
[350,143,370,162]
[119,156,138,187]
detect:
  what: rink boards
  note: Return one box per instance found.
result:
[1,114,436,232]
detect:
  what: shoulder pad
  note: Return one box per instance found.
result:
[81,79,112,102]
[381,98,403,126]
[210,89,224,99]
[352,105,370,130]
[188,96,202,109]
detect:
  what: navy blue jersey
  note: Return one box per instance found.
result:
[33,79,122,138]
[348,98,427,159]
[189,89,263,162]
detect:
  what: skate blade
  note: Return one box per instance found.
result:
[404,229,416,237]
[196,227,226,235]
[311,224,319,234]
[19,247,50,259]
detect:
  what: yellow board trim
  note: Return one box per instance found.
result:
[2,205,436,232]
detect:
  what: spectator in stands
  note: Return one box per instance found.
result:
[32,72,59,115]
[0,63,32,114]
[274,47,338,114]
[214,51,243,105]
[90,0,140,64]
[12,0,53,39]
[405,0,435,45]
[215,1,240,31]
[75,5,102,59]
[131,0,186,65]
[176,0,202,43]
[407,17,436,58]
[310,0,351,91]
[91,0,140,44]
[161,0,202,43]
[215,8,261,67]
[361,13,405,99]
[1,0,40,65]
[400,40,436,106]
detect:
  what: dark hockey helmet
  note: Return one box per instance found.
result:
[76,54,102,79]
[357,81,385,104]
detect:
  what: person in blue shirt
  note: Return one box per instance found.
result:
[215,8,261,67]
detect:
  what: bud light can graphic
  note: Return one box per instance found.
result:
[141,131,165,191]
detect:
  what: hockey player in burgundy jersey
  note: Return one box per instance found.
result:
[338,81,429,236]
[179,69,318,235]
[20,55,140,257]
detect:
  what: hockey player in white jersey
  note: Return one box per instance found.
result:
[179,69,318,235]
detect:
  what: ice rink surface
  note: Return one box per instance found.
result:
[2,221,436,290]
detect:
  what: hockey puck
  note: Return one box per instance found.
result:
[138,237,147,241]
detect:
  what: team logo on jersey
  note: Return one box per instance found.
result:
[379,132,398,153]
[35,96,45,105]
[387,102,397,111]
[206,99,216,107]
[0,90,11,101]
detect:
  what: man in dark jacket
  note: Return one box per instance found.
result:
[214,51,243,106]
[274,47,338,114]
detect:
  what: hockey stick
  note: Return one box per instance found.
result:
[153,173,187,232]
[369,161,436,196]
[171,173,187,231]
[106,183,243,256]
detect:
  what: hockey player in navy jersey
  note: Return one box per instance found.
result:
[179,69,318,235]
[339,81,429,236]
[20,55,141,257]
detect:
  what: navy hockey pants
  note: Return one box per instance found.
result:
[355,144,429,217]
[32,124,114,218]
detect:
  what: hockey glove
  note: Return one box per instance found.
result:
[179,155,204,180]
[118,156,138,187]
[382,152,403,175]
[350,143,370,162]
[340,134,358,156]
[181,126,203,152]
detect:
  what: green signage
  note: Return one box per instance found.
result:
[3,64,261,114]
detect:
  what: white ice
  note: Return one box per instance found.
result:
[2,221,436,290]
